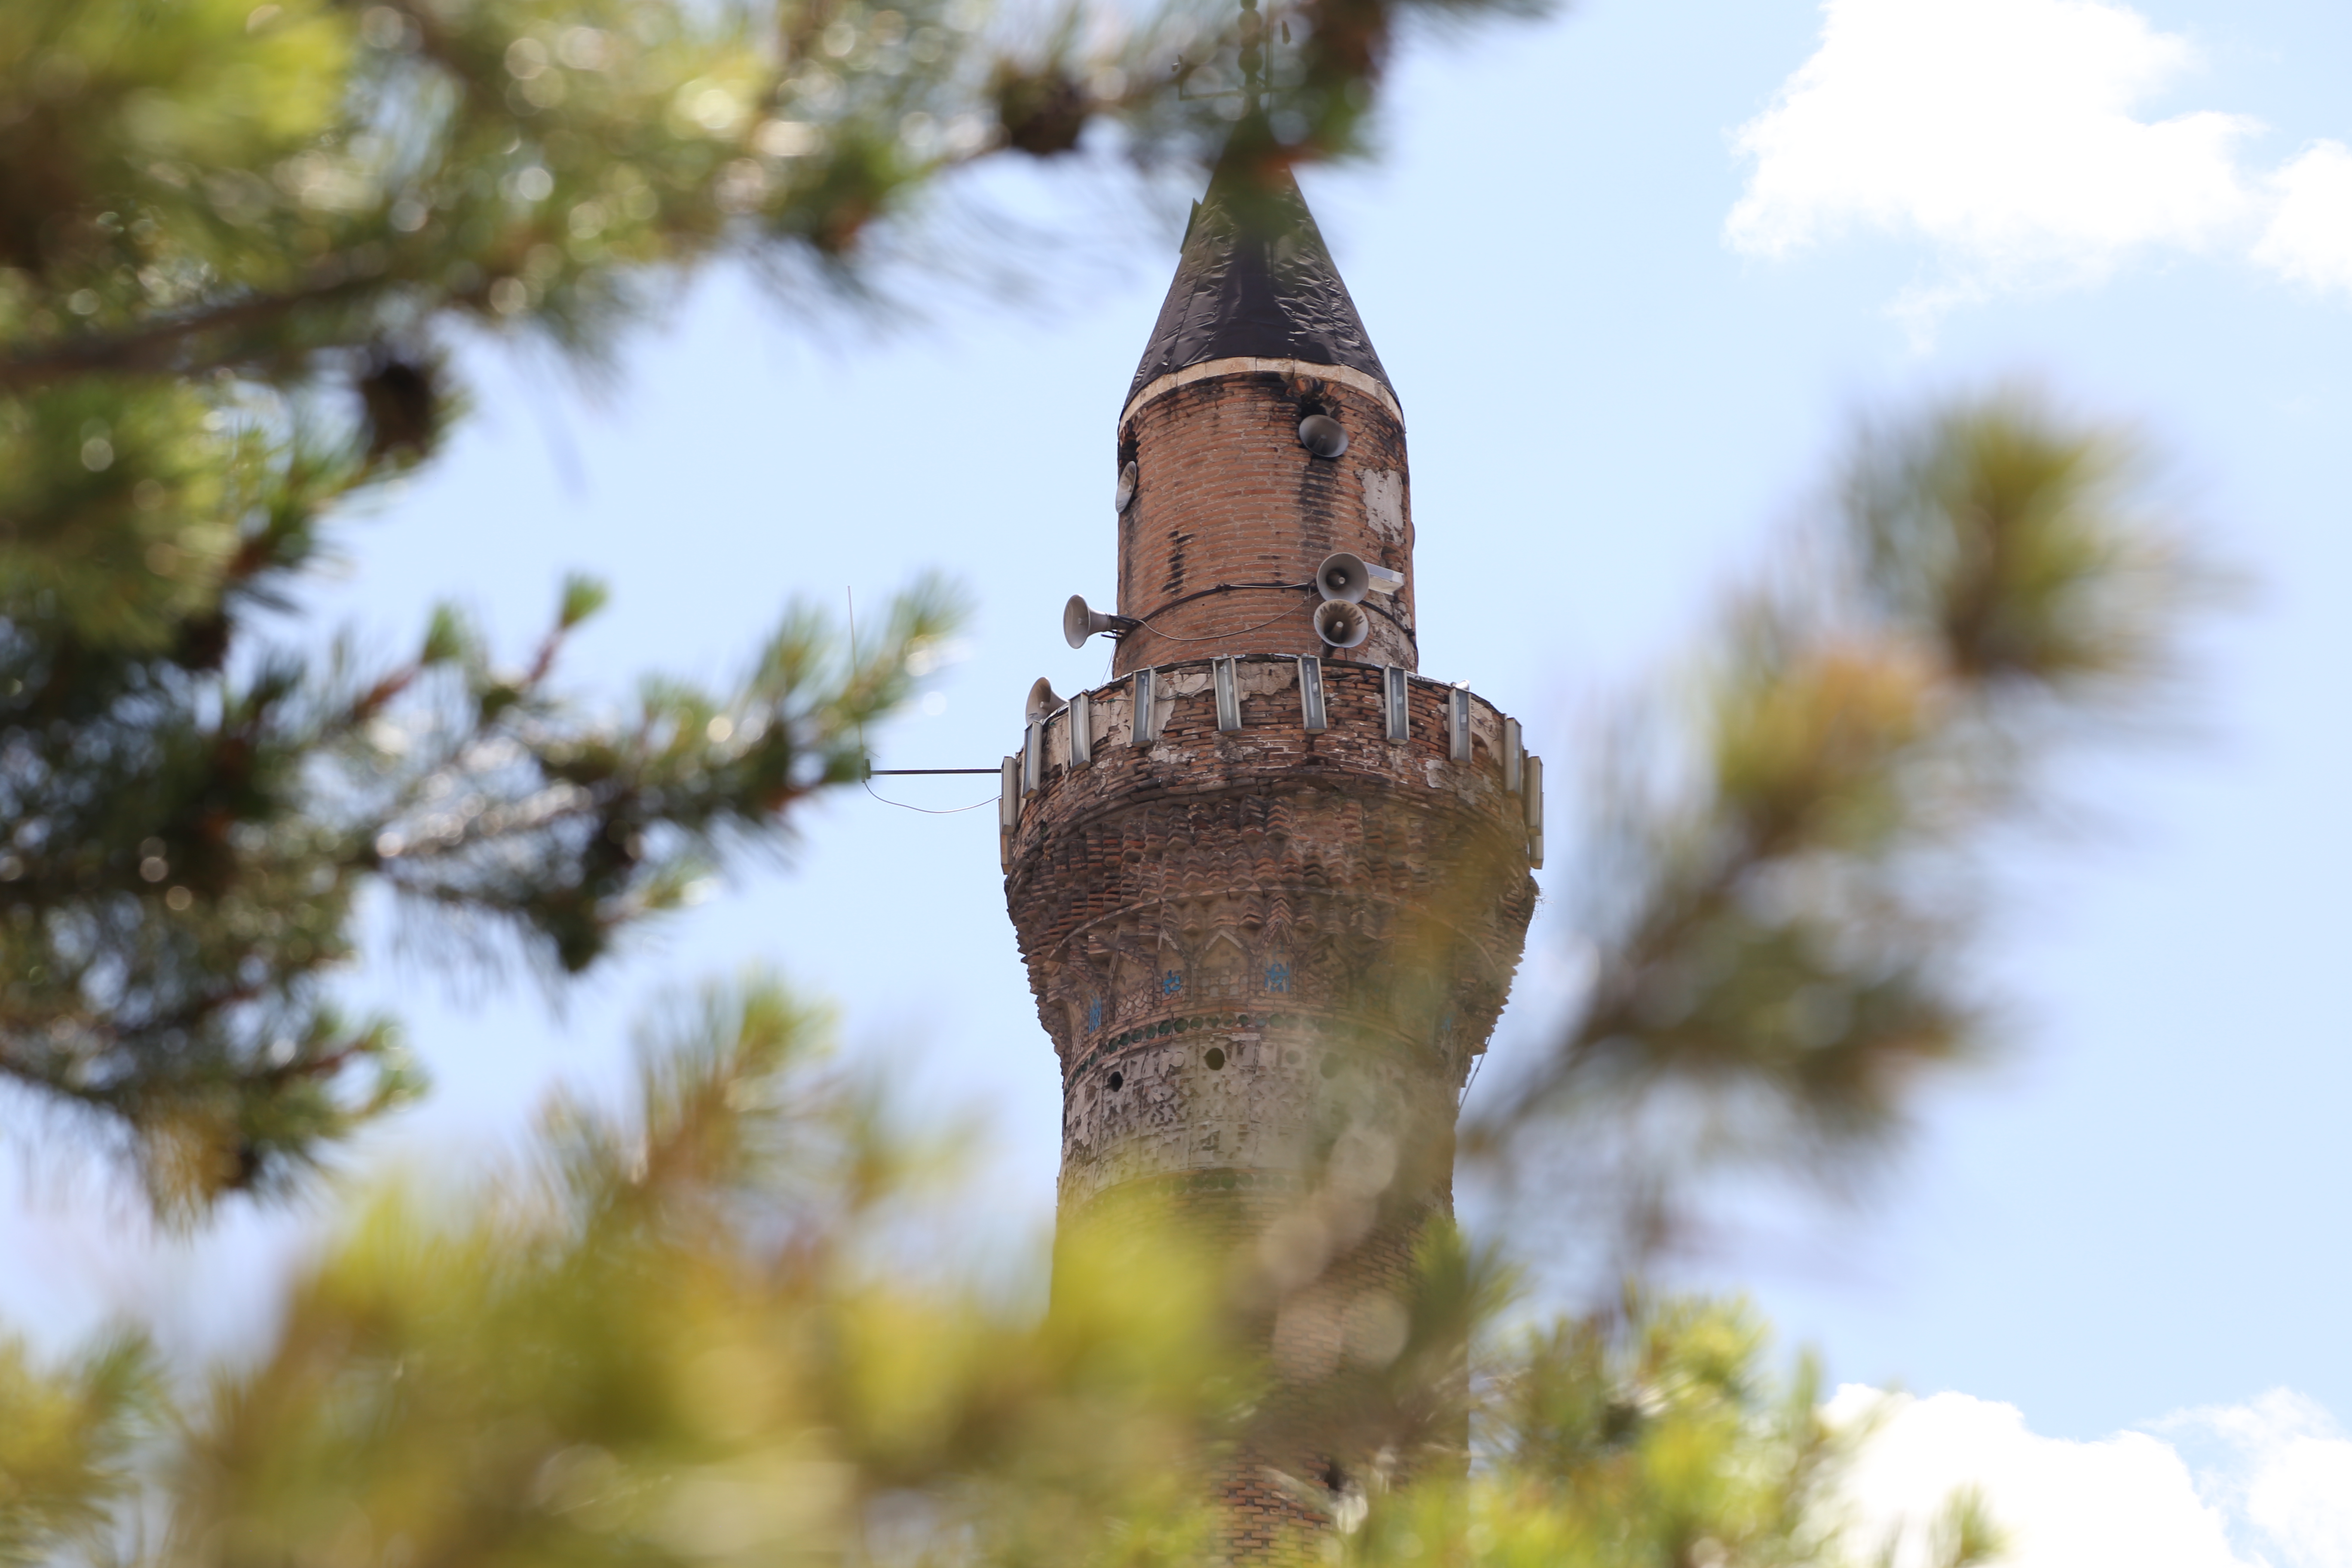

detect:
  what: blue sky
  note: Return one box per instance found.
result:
[8,1,2352,1561]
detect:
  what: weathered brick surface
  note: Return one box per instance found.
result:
[1115,373,1416,674]
[1005,656,1534,1555]
[1016,313,1531,1558]
[1008,660,1534,1190]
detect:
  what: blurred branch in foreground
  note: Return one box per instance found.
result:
[1467,390,2217,1272]
[0,1335,155,1568]
[1,0,1555,1217]
[0,971,1988,1568]
[0,0,1544,399]
[1,559,960,1220]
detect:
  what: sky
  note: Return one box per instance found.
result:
[8,0,2352,1562]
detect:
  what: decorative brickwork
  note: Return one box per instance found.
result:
[1002,148,1537,1558]
[1009,658,1531,1198]
[1005,657,1534,1553]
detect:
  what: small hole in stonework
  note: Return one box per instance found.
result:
[1320,1056,1341,1079]
[1107,1070,1124,1090]
[1205,1047,1226,1070]
[1284,1050,1301,1066]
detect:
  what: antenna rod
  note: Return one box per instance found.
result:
[864,766,1000,776]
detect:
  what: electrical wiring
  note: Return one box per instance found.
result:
[1123,600,1309,642]
[848,588,999,815]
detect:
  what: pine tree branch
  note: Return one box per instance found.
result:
[0,276,394,389]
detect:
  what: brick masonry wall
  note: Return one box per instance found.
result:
[1007,658,1535,1115]
[1004,655,1536,1556]
[1114,371,1417,674]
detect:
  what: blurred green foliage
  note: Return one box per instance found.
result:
[0,1336,154,1568]
[0,0,2211,1557]
[5,974,2006,1568]
[0,0,1548,1214]
[1,378,2179,1561]
[1471,392,2209,1265]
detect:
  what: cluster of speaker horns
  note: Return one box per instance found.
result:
[1311,550,1401,650]
[1063,552,1403,652]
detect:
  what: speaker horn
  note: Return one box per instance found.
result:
[1026,677,1061,722]
[1297,414,1348,459]
[1315,552,1371,603]
[1063,594,1131,649]
[1313,598,1370,649]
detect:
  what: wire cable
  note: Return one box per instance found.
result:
[1124,598,1312,643]
[1458,1050,1486,1108]
[1113,580,1418,649]
[848,588,998,815]
[865,783,998,815]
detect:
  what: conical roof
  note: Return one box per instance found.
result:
[1127,132,1393,404]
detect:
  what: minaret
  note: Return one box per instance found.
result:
[1112,134,1418,675]
[1002,138,1541,1550]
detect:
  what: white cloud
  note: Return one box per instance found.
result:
[2160,1390,2352,1568]
[1725,0,2352,320]
[1828,1384,2352,1568]
[2253,141,2352,294]
[1827,1386,2240,1567]
[1727,0,2258,280]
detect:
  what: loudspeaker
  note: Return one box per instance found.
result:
[1026,677,1061,721]
[1063,594,1122,649]
[1313,599,1369,649]
[1315,551,1371,603]
[1297,414,1349,459]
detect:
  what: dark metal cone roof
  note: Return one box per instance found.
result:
[1127,135,1393,404]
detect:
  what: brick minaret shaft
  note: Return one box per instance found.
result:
[1003,138,1539,1555]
